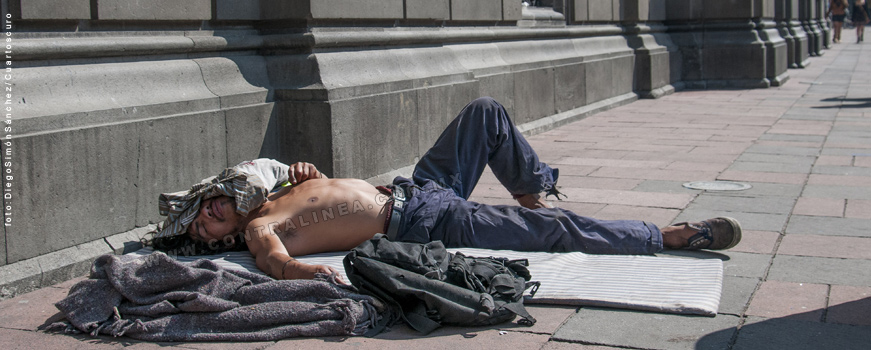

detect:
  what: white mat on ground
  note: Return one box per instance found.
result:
[129,247,723,316]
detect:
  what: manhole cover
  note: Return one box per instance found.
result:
[682,181,752,191]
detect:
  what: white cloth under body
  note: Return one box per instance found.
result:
[130,247,723,316]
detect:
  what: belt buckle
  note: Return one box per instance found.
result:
[386,186,405,241]
[393,186,406,203]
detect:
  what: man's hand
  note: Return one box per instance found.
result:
[288,162,325,184]
[284,260,346,284]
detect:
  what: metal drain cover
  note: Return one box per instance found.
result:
[683,181,752,191]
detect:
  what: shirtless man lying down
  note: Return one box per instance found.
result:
[151,97,742,282]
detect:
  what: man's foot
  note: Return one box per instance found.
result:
[663,217,742,250]
[513,193,552,209]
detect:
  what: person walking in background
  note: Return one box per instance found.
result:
[828,0,849,43]
[853,0,870,42]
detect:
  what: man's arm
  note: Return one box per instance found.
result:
[235,159,327,190]
[245,221,344,282]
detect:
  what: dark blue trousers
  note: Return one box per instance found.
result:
[392,97,663,255]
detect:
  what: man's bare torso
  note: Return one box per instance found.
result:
[247,178,389,256]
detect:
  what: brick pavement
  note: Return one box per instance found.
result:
[3,32,871,350]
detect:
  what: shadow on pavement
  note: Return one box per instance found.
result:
[656,249,732,261]
[813,97,871,109]
[695,298,871,350]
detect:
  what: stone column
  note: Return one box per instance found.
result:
[775,0,797,68]
[757,0,790,86]
[666,0,776,89]
[621,0,678,98]
[778,0,810,67]
[257,0,525,180]
[800,0,823,55]
[815,0,831,48]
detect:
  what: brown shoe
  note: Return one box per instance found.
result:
[678,217,742,250]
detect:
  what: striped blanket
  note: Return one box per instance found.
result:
[129,247,723,316]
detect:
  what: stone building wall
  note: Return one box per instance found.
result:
[0,0,825,298]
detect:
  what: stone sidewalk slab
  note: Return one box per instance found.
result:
[802,184,871,199]
[792,197,845,217]
[623,152,738,164]
[718,276,759,316]
[557,188,693,209]
[589,167,719,182]
[664,160,732,173]
[718,170,808,184]
[807,174,871,186]
[743,144,822,157]
[727,161,813,174]
[686,195,796,215]
[827,286,871,326]
[814,154,853,165]
[778,234,871,260]
[706,182,804,198]
[674,208,788,232]
[726,230,780,255]
[744,281,828,321]
[552,157,670,169]
[0,286,67,331]
[737,153,818,165]
[733,317,871,350]
[556,176,642,191]
[755,139,824,148]
[768,255,871,286]
[0,328,120,350]
[271,320,556,350]
[845,199,871,218]
[812,165,871,176]
[632,180,702,194]
[657,251,772,280]
[552,307,739,350]
[785,215,871,237]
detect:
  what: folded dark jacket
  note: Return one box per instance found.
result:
[50,252,380,341]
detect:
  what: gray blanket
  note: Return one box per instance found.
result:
[49,252,380,341]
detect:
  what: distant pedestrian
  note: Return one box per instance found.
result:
[828,0,848,43]
[853,0,870,42]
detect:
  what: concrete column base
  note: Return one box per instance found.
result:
[669,21,772,89]
[802,20,824,56]
[778,20,798,68]
[788,20,812,67]
[627,25,679,99]
[758,20,791,86]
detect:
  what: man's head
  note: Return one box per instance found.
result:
[151,195,250,256]
[152,162,271,255]
[186,195,246,243]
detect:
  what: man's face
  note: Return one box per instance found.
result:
[187,196,243,243]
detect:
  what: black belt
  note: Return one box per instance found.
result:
[384,185,406,240]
